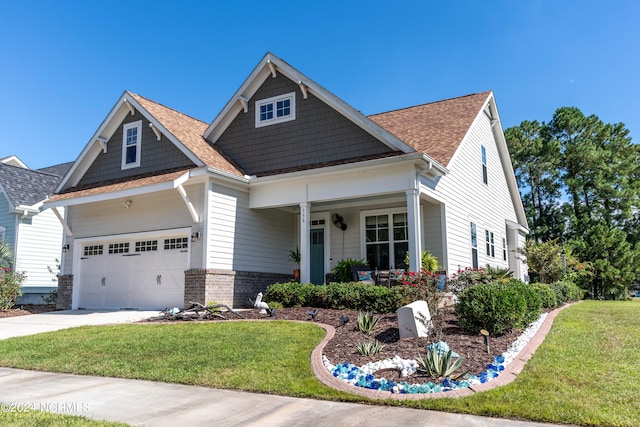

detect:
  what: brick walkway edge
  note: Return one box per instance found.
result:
[310,303,573,400]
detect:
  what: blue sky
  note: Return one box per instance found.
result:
[1,1,638,169]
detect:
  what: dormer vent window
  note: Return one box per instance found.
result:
[255,92,295,128]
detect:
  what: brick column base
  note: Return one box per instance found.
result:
[56,275,73,310]
[184,269,292,309]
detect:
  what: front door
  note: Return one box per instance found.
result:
[310,228,325,284]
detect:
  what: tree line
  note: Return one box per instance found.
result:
[505,107,640,299]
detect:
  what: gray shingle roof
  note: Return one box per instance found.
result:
[0,162,71,208]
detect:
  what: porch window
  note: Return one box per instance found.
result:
[470,222,478,269]
[365,212,408,270]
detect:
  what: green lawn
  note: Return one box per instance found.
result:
[1,300,639,426]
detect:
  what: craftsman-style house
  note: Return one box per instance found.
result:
[45,53,528,310]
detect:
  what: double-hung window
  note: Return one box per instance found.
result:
[485,229,495,258]
[470,222,478,269]
[255,92,296,127]
[481,145,488,185]
[364,211,408,270]
[122,121,142,169]
[503,237,507,261]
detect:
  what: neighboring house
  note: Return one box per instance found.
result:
[0,156,72,303]
[44,52,528,311]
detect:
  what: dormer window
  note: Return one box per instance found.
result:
[122,121,142,169]
[255,92,296,128]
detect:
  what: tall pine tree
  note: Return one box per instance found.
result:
[506,107,640,298]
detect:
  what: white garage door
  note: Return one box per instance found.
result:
[78,234,189,310]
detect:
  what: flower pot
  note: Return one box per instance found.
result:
[293,269,300,281]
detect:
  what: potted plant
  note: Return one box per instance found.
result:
[289,248,301,280]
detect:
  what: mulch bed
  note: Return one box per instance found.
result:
[0,304,56,318]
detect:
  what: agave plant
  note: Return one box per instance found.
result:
[416,346,467,380]
[356,340,386,356]
[356,310,380,335]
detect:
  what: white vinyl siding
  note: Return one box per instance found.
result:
[435,111,518,273]
[207,184,293,273]
[422,203,444,266]
[14,208,64,287]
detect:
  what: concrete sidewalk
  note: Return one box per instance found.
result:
[0,367,563,427]
[0,309,160,340]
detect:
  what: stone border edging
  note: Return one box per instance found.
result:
[310,303,574,400]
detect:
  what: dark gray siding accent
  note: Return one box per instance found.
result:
[213,74,393,176]
[79,111,196,186]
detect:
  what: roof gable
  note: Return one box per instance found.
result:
[369,92,491,167]
[57,91,243,194]
[213,72,400,176]
[204,52,418,156]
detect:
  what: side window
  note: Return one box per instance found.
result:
[255,92,296,128]
[122,121,142,170]
[470,222,478,269]
[485,229,495,258]
[481,145,488,185]
[503,237,507,261]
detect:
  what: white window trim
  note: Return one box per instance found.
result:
[121,120,142,170]
[360,207,409,270]
[0,225,5,241]
[481,145,488,185]
[255,92,296,128]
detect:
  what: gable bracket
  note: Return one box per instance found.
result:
[237,96,249,113]
[267,60,277,78]
[123,98,136,115]
[297,81,308,99]
[149,123,162,141]
[52,207,73,237]
[176,184,200,223]
[96,136,108,153]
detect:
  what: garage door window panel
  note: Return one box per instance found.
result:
[135,240,158,252]
[83,245,103,256]
[109,243,130,254]
[164,237,189,250]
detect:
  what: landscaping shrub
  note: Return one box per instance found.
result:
[455,280,541,335]
[265,280,431,313]
[0,268,24,311]
[568,282,584,301]
[511,280,542,325]
[548,281,572,304]
[531,283,558,308]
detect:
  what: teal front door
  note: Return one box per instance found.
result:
[310,228,325,284]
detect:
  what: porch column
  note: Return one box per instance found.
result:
[406,189,422,272]
[299,202,311,283]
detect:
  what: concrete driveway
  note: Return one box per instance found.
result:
[0,309,161,340]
